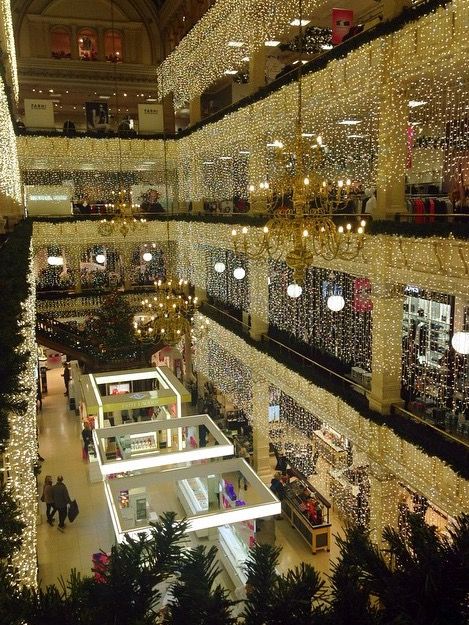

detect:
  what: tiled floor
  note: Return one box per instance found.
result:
[36,366,343,591]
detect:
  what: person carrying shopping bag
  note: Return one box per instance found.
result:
[41,475,55,526]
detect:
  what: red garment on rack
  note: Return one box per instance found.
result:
[413,198,425,224]
[427,198,435,223]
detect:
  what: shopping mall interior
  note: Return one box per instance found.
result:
[0,0,468,623]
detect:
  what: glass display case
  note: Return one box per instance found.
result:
[312,424,348,468]
[117,432,159,459]
[177,477,209,538]
[218,524,251,589]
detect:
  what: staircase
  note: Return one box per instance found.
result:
[36,314,162,371]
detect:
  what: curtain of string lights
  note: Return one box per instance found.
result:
[205,246,250,313]
[268,261,372,370]
[199,338,253,419]
[34,242,169,292]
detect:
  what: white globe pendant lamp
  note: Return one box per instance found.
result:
[287,283,303,298]
[47,255,64,266]
[233,267,246,280]
[95,253,106,264]
[451,331,469,355]
[327,294,345,312]
[214,261,226,273]
[142,252,153,262]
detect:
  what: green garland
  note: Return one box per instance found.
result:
[0,221,33,564]
[0,221,33,450]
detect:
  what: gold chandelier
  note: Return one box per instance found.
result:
[97,189,147,237]
[135,272,200,345]
[232,7,365,287]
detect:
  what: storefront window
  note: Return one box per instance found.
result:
[105,30,123,62]
[78,29,98,61]
[401,287,458,410]
[50,27,71,59]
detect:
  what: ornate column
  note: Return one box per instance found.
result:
[189,96,202,125]
[248,46,266,95]
[97,27,106,61]
[375,39,407,219]
[70,25,79,60]
[369,282,404,414]
[249,259,269,341]
[251,377,271,481]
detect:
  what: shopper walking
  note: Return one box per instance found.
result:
[52,475,71,531]
[81,422,92,459]
[41,475,55,525]
[62,362,71,397]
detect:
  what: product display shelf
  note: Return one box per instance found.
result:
[218,525,249,592]
[312,429,347,468]
[177,477,209,538]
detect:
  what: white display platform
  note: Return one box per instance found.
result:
[80,366,190,428]
[103,457,280,543]
[93,414,234,475]
[177,477,209,538]
[218,525,249,590]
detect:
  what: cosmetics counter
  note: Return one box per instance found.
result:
[281,468,331,554]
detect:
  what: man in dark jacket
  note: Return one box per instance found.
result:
[52,475,71,531]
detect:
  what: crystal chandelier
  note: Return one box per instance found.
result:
[135,278,199,345]
[231,3,365,287]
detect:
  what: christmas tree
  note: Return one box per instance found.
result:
[86,292,136,351]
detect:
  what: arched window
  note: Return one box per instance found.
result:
[104,30,123,62]
[50,26,71,59]
[78,29,98,61]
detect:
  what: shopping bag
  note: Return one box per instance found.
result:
[68,499,79,522]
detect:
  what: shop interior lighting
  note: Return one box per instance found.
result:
[265,40,281,46]
[224,69,238,75]
[337,119,362,125]
[227,41,244,47]
[290,18,310,26]
[408,100,428,108]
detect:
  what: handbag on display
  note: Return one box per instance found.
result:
[68,499,79,522]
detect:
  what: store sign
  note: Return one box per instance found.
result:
[24,98,55,129]
[352,278,373,312]
[332,8,354,45]
[138,103,163,133]
[25,185,73,216]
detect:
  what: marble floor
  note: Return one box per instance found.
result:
[36,364,343,592]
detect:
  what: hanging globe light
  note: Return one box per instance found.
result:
[451,331,469,355]
[233,267,246,280]
[143,252,153,262]
[47,256,64,266]
[95,253,106,264]
[327,294,345,312]
[287,283,303,298]
[214,261,226,273]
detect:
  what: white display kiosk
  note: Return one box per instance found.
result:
[80,366,190,429]
[103,457,280,541]
[92,414,234,476]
